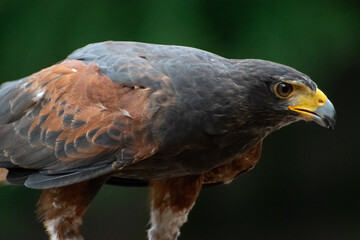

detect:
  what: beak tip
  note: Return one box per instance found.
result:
[326,119,336,131]
[315,99,336,130]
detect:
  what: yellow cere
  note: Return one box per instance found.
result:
[288,86,328,120]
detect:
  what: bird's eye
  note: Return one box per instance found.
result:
[274,82,294,98]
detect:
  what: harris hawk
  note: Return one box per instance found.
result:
[0,41,336,240]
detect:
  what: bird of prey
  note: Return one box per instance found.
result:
[0,41,336,240]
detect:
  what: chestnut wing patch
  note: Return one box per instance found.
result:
[0,60,159,189]
[203,141,263,185]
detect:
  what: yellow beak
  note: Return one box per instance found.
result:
[288,89,336,129]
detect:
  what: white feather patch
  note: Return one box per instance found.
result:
[148,207,189,240]
[120,108,132,118]
[33,89,45,101]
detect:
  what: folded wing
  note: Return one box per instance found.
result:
[0,60,160,188]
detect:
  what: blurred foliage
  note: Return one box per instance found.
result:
[0,0,359,239]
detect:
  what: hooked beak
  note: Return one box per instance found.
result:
[289,89,336,130]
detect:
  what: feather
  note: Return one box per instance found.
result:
[25,163,115,189]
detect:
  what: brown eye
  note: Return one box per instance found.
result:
[275,82,294,98]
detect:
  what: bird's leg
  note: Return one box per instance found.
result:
[37,176,108,240]
[148,175,204,240]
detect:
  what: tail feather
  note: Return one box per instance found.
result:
[6,169,36,185]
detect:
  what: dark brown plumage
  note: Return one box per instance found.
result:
[0,41,336,240]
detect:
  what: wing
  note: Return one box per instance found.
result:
[0,60,160,189]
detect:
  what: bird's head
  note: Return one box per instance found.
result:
[233,59,336,133]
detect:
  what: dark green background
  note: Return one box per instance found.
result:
[0,1,359,239]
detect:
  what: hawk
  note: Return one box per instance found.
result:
[0,41,336,240]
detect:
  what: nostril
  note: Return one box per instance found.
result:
[318,99,325,106]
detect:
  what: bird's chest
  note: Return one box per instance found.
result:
[118,133,261,180]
